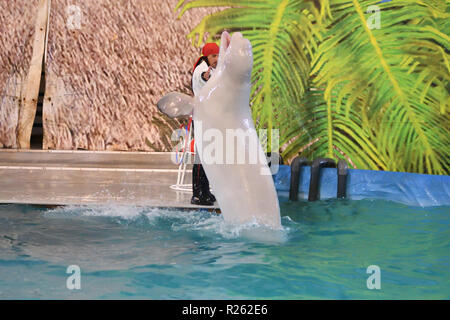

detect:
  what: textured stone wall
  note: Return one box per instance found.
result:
[0,0,39,148]
[43,0,213,151]
[1,0,215,151]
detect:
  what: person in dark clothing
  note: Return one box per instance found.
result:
[191,148,216,205]
[190,43,219,206]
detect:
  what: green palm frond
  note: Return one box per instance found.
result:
[313,0,449,174]
[282,82,389,169]
[176,0,327,148]
[176,0,449,174]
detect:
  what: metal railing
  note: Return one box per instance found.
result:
[289,156,348,201]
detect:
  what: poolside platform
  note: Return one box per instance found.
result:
[0,150,220,210]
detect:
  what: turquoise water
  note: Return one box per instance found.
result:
[0,198,448,299]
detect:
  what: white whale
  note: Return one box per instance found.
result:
[157,31,281,229]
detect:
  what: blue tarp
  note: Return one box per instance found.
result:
[273,165,450,207]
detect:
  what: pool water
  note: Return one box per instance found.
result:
[0,198,448,299]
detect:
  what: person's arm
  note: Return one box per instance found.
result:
[192,61,209,96]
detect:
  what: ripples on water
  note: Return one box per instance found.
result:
[0,198,448,299]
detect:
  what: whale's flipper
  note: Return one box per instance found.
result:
[157,92,195,119]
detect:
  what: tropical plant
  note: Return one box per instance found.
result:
[175,0,449,174]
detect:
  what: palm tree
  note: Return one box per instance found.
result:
[175,0,449,174]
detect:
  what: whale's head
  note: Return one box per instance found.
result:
[217,31,253,83]
[156,32,254,120]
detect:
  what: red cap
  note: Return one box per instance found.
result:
[202,43,220,56]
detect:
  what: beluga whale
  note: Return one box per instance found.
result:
[157,31,281,229]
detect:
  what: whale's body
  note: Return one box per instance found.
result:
[157,32,281,229]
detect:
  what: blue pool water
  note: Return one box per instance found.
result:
[0,198,449,299]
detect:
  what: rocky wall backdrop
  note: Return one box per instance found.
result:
[0,0,39,148]
[1,0,215,151]
[43,0,218,151]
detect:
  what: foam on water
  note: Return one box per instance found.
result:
[45,205,290,243]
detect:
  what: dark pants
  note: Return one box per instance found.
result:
[191,120,211,198]
[192,163,211,198]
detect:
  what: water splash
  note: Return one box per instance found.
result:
[46,205,290,243]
